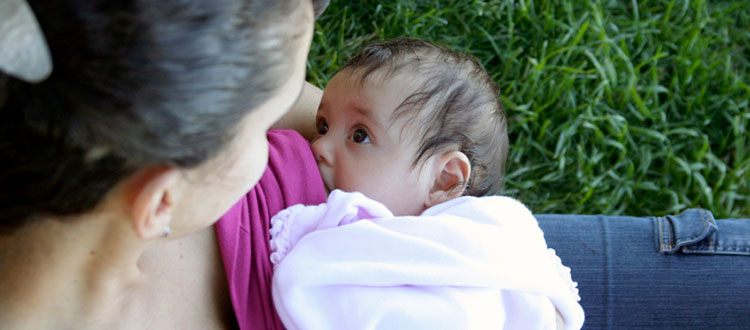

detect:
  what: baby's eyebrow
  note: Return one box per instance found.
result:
[315,101,327,117]
[352,105,378,126]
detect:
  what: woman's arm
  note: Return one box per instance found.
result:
[272,81,322,141]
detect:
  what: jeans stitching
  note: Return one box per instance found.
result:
[667,217,672,251]
[662,210,750,255]
[702,210,709,243]
[684,211,750,254]
[657,217,664,252]
[659,216,672,252]
[703,210,715,251]
[685,247,750,255]
[677,209,706,247]
[684,210,708,253]
[716,246,748,252]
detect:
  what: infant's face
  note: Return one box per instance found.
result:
[312,70,433,216]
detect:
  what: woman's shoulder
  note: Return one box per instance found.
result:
[266,130,321,188]
[218,129,325,227]
[214,129,326,330]
[266,129,313,169]
[267,129,309,152]
[265,129,327,206]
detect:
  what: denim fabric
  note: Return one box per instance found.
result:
[536,209,750,330]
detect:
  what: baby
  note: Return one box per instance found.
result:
[269,38,584,330]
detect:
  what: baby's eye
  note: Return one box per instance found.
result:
[351,128,370,144]
[317,121,328,135]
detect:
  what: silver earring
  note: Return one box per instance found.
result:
[160,225,171,238]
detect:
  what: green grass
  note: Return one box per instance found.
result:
[307,0,750,218]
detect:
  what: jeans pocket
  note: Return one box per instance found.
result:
[656,209,750,255]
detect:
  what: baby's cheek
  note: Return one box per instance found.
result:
[339,174,379,199]
[334,168,360,192]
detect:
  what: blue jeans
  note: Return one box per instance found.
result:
[537,209,750,330]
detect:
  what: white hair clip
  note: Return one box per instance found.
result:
[0,0,52,83]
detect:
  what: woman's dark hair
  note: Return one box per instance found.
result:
[342,37,509,197]
[0,0,312,230]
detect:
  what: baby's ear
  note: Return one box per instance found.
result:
[427,151,471,208]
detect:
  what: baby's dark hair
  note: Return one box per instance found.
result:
[342,37,509,196]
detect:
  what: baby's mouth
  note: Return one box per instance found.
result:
[317,166,333,194]
[320,176,331,194]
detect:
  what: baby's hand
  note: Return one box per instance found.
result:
[269,190,393,265]
[269,204,326,265]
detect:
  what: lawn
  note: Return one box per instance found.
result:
[307,0,750,218]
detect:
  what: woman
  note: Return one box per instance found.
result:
[0,0,321,328]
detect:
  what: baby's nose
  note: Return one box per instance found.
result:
[311,137,332,166]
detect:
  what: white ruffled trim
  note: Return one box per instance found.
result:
[547,248,581,301]
[269,204,306,266]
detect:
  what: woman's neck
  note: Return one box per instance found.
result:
[0,214,234,330]
[0,213,149,329]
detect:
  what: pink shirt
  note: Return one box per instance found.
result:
[215,129,326,330]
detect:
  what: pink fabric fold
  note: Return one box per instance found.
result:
[215,130,326,330]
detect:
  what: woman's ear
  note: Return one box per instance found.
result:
[125,166,181,240]
[427,151,471,208]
